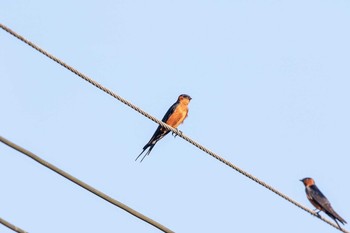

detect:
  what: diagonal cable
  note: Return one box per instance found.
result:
[0,136,174,233]
[0,23,348,233]
[0,217,27,233]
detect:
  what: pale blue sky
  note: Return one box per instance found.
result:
[1,1,350,232]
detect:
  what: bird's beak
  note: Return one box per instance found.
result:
[299,179,303,182]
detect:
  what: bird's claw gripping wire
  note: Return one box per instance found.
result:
[172,128,182,138]
[313,209,322,218]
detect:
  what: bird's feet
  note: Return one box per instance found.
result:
[172,128,182,138]
[313,210,321,218]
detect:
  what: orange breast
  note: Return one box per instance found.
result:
[166,104,188,128]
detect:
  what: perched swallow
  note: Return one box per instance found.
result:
[135,94,192,162]
[300,177,347,229]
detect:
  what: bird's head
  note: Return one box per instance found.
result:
[300,177,315,187]
[178,94,192,104]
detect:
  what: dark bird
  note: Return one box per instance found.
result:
[300,177,347,229]
[135,94,192,162]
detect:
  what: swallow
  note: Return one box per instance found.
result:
[300,177,347,229]
[135,94,192,162]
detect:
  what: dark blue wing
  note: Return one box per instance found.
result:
[135,100,179,162]
[309,185,330,207]
[309,185,347,224]
[161,102,179,122]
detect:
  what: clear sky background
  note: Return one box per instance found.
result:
[1,1,350,233]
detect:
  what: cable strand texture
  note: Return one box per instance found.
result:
[0,217,28,233]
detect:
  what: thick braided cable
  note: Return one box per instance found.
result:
[0,136,174,233]
[1,23,348,232]
[0,217,27,233]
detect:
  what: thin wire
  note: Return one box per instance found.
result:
[0,23,348,232]
[0,136,174,233]
[0,217,27,233]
